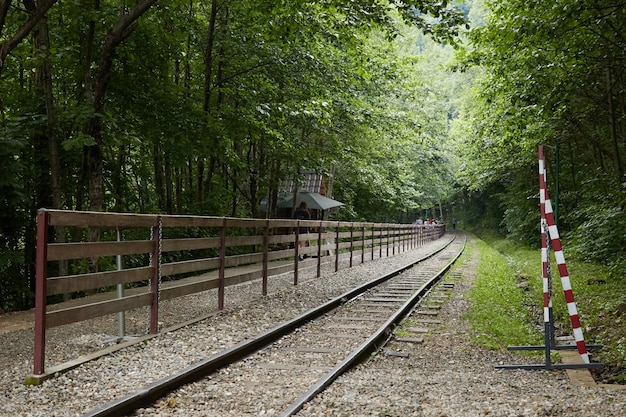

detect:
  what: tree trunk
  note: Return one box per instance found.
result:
[0,0,58,78]
[165,157,174,214]
[83,0,157,214]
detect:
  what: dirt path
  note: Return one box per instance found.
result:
[0,309,35,334]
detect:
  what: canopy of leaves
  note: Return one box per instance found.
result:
[0,0,467,311]
[454,0,626,278]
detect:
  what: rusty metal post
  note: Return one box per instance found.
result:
[387,223,389,257]
[316,221,322,277]
[294,220,300,285]
[218,217,226,309]
[402,225,406,252]
[262,220,269,296]
[33,209,50,375]
[360,225,365,264]
[349,223,354,268]
[149,216,161,334]
[334,222,339,272]
[116,227,126,339]
[370,223,376,261]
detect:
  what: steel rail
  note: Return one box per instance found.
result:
[279,235,466,416]
[81,234,458,417]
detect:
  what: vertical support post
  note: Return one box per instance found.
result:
[334,222,340,272]
[386,224,390,257]
[361,225,365,264]
[371,223,376,261]
[116,227,126,339]
[149,216,161,334]
[33,209,50,376]
[404,225,413,252]
[349,223,354,268]
[294,220,300,285]
[262,219,269,296]
[218,217,226,309]
[316,221,322,277]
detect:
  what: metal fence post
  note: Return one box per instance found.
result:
[116,227,126,339]
[218,217,226,309]
[316,221,322,277]
[294,220,300,285]
[149,216,161,334]
[349,223,354,268]
[334,222,340,272]
[262,219,269,296]
[33,209,49,375]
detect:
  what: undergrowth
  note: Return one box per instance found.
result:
[475,234,626,384]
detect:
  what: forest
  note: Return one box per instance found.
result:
[1,0,625,313]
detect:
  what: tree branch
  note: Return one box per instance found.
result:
[0,0,57,71]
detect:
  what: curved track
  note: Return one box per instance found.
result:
[82,233,466,417]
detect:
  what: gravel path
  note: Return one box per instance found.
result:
[295,241,626,417]
[1,235,624,417]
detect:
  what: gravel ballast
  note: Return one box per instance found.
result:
[1,235,624,417]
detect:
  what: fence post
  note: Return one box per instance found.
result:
[370,224,375,260]
[361,225,365,264]
[386,224,390,256]
[262,219,269,296]
[116,227,126,339]
[294,220,300,285]
[33,209,50,375]
[317,221,322,277]
[218,217,226,309]
[349,223,354,268]
[149,216,161,334]
[335,222,340,272]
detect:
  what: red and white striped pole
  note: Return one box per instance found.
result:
[538,145,590,364]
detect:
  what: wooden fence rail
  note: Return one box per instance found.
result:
[33,209,445,376]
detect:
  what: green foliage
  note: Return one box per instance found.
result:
[454,0,626,276]
[569,204,626,280]
[483,234,626,383]
[0,0,468,311]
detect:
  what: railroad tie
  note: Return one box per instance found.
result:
[309,332,363,340]
[414,309,439,316]
[257,363,333,371]
[279,347,344,354]
[412,318,442,324]
[394,336,424,344]
[334,316,382,322]
[384,350,410,358]
[405,326,429,333]
[363,297,407,303]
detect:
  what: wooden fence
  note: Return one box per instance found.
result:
[33,209,445,376]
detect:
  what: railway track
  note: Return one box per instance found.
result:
[83,233,466,417]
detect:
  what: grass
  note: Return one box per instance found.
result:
[471,233,626,383]
[464,237,543,351]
